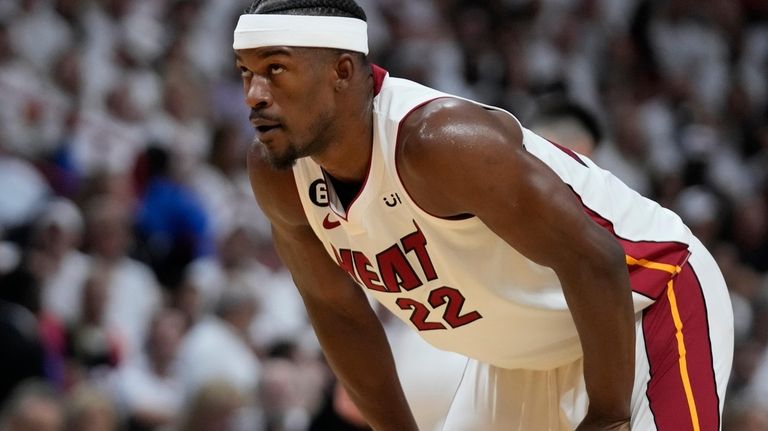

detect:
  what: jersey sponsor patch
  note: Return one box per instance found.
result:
[382,192,403,208]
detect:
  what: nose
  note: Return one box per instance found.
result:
[245,75,272,109]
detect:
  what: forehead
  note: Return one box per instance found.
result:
[235,46,293,60]
[235,46,323,63]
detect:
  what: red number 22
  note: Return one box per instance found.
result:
[396,286,482,331]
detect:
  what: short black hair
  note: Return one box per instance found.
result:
[246,0,367,21]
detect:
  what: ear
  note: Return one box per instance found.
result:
[334,53,355,91]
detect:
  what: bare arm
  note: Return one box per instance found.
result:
[247,147,418,431]
[398,100,634,429]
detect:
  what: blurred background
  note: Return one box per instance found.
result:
[0,0,766,430]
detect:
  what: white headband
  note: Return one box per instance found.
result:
[233,14,369,54]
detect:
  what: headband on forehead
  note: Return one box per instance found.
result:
[233,14,369,54]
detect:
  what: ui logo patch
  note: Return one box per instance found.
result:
[382,192,402,208]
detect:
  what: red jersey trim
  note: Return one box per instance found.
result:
[372,64,387,96]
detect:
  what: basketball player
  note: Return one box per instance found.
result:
[234,1,734,430]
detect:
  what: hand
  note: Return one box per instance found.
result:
[576,422,630,431]
[575,412,630,431]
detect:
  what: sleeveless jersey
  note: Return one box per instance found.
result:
[292,67,695,370]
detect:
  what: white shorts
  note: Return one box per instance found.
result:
[440,239,734,431]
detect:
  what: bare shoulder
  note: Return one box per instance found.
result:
[396,98,524,217]
[247,143,308,229]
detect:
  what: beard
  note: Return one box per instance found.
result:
[261,109,335,171]
[263,142,299,170]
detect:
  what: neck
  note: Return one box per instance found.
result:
[311,77,374,182]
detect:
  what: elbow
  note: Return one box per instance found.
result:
[601,235,628,279]
[593,234,633,305]
[576,230,630,291]
[551,225,631,301]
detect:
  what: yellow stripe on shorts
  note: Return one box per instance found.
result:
[626,255,700,431]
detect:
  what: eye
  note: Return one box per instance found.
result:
[269,64,286,75]
[238,65,252,78]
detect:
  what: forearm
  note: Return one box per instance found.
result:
[561,246,635,422]
[267,222,418,431]
[303,295,418,431]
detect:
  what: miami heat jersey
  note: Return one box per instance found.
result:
[291,67,696,370]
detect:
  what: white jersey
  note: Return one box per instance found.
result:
[292,67,696,370]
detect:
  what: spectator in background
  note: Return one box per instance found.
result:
[134,146,214,289]
[746,342,768,410]
[0,380,64,431]
[63,385,116,431]
[111,308,186,431]
[32,198,91,327]
[189,121,271,241]
[1,215,79,392]
[181,225,271,318]
[40,46,85,199]
[183,223,306,351]
[673,186,723,248]
[71,84,146,178]
[64,267,123,377]
[591,96,654,197]
[731,196,768,273]
[259,340,326,431]
[83,195,161,361]
[0,226,20,275]
[176,380,245,431]
[0,149,50,232]
[147,81,210,179]
[308,381,370,431]
[7,0,74,75]
[0,14,63,161]
[722,398,768,431]
[528,99,603,157]
[78,0,139,110]
[176,283,262,426]
[0,268,46,406]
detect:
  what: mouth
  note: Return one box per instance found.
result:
[252,122,284,141]
[250,115,282,134]
[255,124,281,134]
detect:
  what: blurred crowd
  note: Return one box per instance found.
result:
[0,0,765,430]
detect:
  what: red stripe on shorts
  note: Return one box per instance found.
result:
[641,262,719,430]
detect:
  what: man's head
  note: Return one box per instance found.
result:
[215,283,258,335]
[529,100,602,157]
[0,381,64,431]
[234,0,370,170]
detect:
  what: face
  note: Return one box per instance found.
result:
[9,398,63,431]
[235,47,339,169]
[148,310,185,363]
